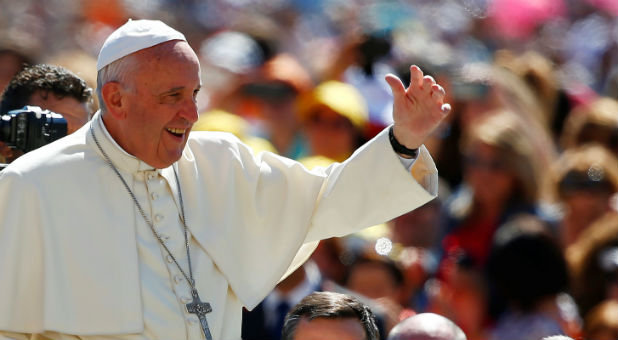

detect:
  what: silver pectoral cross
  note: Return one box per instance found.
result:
[186,289,213,340]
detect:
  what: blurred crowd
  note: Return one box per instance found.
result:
[1,0,617,339]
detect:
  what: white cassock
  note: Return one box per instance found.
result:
[0,111,437,339]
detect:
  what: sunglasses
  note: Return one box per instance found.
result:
[307,112,354,130]
[559,169,613,194]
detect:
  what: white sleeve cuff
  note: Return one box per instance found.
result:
[397,154,417,171]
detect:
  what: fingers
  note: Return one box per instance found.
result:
[430,84,451,116]
[441,103,452,115]
[394,65,452,117]
[408,65,437,97]
[385,74,406,97]
[422,75,436,92]
[431,83,445,101]
[409,65,423,89]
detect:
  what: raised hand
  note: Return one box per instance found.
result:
[385,65,451,150]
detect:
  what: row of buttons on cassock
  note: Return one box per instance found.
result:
[146,171,202,327]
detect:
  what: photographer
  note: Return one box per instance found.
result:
[0,64,93,162]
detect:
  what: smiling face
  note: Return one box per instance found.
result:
[103,40,201,168]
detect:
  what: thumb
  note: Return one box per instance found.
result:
[385,74,405,98]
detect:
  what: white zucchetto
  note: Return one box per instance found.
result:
[97,19,186,71]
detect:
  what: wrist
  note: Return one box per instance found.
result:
[389,126,419,158]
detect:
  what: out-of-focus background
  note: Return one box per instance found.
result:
[1,1,616,339]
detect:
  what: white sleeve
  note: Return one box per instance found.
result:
[397,153,417,171]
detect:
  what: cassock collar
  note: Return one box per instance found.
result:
[89,111,162,174]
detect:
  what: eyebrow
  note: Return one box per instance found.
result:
[159,85,202,96]
[159,87,185,96]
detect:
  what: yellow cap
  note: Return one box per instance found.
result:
[194,109,249,136]
[194,109,276,154]
[298,81,368,130]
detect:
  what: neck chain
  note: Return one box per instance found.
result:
[90,124,213,340]
[91,124,195,289]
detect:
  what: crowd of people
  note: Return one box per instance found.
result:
[1,0,617,339]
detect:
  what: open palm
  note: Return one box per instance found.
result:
[385,65,451,150]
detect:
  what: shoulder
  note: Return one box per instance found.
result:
[1,127,90,180]
[188,130,242,146]
[186,130,255,159]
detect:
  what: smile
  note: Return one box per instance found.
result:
[166,127,186,137]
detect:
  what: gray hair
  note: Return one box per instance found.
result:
[96,54,139,113]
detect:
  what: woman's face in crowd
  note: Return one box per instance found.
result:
[465,142,516,207]
[304,107,358,161]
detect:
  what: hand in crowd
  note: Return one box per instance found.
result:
[0,142,21,163]
[386,65,451,150]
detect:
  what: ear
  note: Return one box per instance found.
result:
[101,82,127,119]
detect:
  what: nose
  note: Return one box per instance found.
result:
[179,98,199,124]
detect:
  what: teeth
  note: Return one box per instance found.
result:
[167,128,185,135]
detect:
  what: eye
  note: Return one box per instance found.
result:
[193,89,200,101]
[160,92,181,104]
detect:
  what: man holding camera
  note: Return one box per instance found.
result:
[0,63,93,162]
[0,19,449,339]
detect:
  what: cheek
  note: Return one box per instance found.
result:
[492,173,516,192]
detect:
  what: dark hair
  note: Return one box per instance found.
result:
[487,215,569,311]
[0,64,92,115]
[343,254,405,288]
[281,291,379,340]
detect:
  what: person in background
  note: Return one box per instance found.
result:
[550,144,618,247]
[343,252,410,334]
[297,80,368,163]
[192,109,276,155]
[0,64,93,126]
[387,313,467,340]
[441,109,549,270]
[344,254,405,305]
[44,49,99,110]
[240,53,313,159]
[0,63,93,162]
[582,299,618,340]
[281,291,380,340]
[559,96,618,155]
[388,179,451,313]
[242,261,324,340]
[0,46,32,93]
[540,336,575,340]
[493,50,565,141]
[426,251,489,340]
[487,214,580,340]
[196,30,266,115]
[566,211,618,321]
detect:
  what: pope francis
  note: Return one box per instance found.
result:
[0,20,450,339]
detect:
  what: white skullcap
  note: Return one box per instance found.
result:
[97,19,186,71]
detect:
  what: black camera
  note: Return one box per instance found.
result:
[0,105,67,154]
